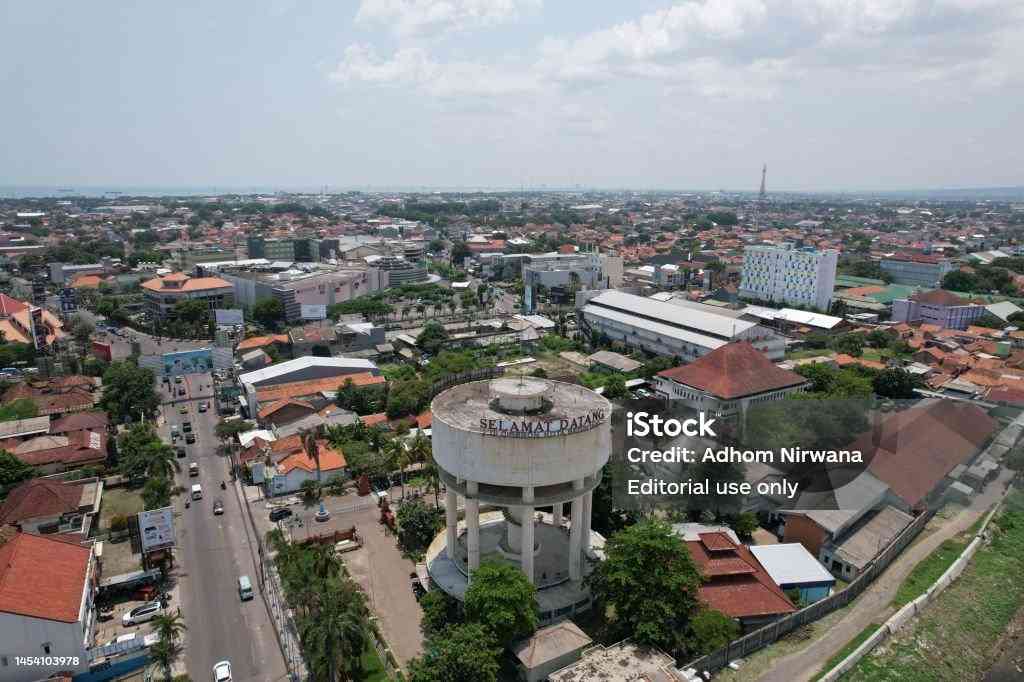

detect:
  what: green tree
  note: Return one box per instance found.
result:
[971,312,1007,329]
[172,299,209,325]
[0,398,39,422]
[831,332,865,357]
[0,449,34,488]
[396,498,442,558]
[464,562,538,648]
[407,623,501,682]
[299,580,369,682]
[252,297,285,329]
[142,476,172,510]
[731,512,759,539]
[602,373,630,399]
[300,478,321,504]
[417,321,450,355]
[586,519,702,650]
[100,362,160,423]
[150,612,187,681]
[419,589,463,638]
[872,367,919,399]
[689,608,740,657]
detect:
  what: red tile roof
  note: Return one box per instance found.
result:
[236,334,290,352]
[686,534,795,619]
[911,290,970,307]
[854,400,996,509]
[276,440,347,475]
[254,372,385,404]
[0,479,84,526]
[0,293,28,317]
[360,413,388,427]
[657,342,808,400]
[0,533,91,622]
[416,410,432,430]
[50,411,109,434]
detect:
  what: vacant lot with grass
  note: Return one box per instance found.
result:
[844,491,1024,681]
[98,487,144,529]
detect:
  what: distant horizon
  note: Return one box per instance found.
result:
[3,183,1024,201]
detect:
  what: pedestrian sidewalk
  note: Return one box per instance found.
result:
[756,468,1014,682]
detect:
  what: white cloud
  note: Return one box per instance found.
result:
[330,44,541,97]
[355,0,542,38]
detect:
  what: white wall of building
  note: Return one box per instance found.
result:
[740,245,838,311]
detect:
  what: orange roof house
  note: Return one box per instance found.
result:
[0,533,92,623]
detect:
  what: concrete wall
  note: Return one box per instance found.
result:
[0,611,90,681]
[432,416,610,491]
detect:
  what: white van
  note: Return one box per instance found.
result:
[191,484,203,500]
[238,575,254,601]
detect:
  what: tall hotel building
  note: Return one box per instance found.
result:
[739,244,838,311]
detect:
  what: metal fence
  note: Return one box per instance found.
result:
[259,539,307,681]
[428,366,505,400]
[680,509,934,676]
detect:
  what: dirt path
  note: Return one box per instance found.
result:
[756,469,1014,682]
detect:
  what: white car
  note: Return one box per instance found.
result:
[122,600,163,626]
[213,660,232,682]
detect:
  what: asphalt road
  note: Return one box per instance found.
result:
[160,372,289,682]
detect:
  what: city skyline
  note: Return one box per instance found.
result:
[3,1,1023,191]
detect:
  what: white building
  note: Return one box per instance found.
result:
[740,244,838,311]
[579,290,786,362]
[0,534,96,681]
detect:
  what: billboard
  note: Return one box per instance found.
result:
[139,346,233,377]
[301,304,327,320]
[138,507,176,553]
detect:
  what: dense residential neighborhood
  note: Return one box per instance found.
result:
[0,188,1022,682]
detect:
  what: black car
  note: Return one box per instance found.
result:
[269,508,293,522]
[175,446,186,458]
[185,433,196,444]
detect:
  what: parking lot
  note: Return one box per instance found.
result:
[245,483,426,665]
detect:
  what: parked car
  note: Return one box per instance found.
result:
[198,402,208,413]
[122,601,163,626]
[174,375,183,384]
[269,508,293,522]
[182,421,192,433]
[189,462,199,477]
[176,446,186,459]
[179,405,188,415]
[185,433,196,444]
[213,499,224,515]
[178,388,186,397]
[213,660,232,682]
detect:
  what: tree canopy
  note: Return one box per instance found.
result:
[586,519,702,650]
[252,297,285,329]
[407,623,501,682]
[100,362,160,423]
[464,561,539,648]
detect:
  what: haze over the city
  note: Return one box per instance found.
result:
[2,0,1023,192]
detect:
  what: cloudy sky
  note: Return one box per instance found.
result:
[2,1,1022,192]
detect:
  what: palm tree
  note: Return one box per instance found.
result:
[384,439,411,499]
[300,582,368,682]
[143,442,180,479]
[409,433,438,508]
[448,300,457,318]
[150,612,187,681]
[416,303,426,319]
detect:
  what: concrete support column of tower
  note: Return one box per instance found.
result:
[521,506,535,584]
[554,502,565,528]
[466,498,480,576]
[568,478,585,580]
[445,489,458,558]
[568,496,583,580]
[581,489,593,554]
